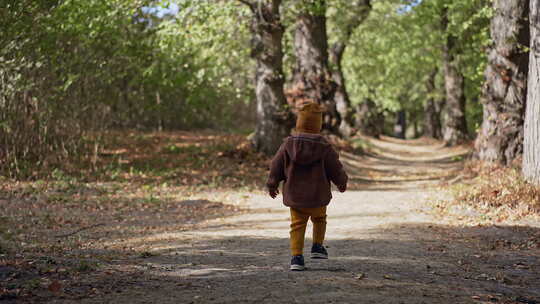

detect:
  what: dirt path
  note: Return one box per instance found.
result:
[58,136,539,304]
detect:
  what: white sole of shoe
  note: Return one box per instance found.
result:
[311,253,328,259]
[290,264,306,271]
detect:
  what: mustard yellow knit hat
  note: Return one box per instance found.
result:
[296,102,323,134]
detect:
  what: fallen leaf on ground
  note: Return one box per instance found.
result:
[48,280,62,293]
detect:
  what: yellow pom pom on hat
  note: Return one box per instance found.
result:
[295,101,324,134]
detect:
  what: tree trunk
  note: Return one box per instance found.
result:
[423,69,443,139]
[523,0,540,184]
[395,110,406,139]
[355,98,384,138]
[475,0,530,165]
[412,111,420,139]
[441,8,468,146]
[292,0,339,134]
[330,43,354,137]
[241,0,292,155]
[329,0,371,138]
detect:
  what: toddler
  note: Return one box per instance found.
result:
[267,102,348,271]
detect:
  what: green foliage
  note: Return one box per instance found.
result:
[327,0,371,44]
[0,0,497,177]
[0,0,253,178]
[343,0,490,132]
[154,0,253,125]
[289,0,327,17]
[345,1,429,111]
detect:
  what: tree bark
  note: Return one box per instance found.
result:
[329,0,371,137]
[292,0,339,134]
[330,43,354,137]
[423,69,443,139]
[441,8,469,146]
[523,0,540,184]
[355,98,384,138]
[241,0,292,155]
[395,110,406,139]
[475,0,530,165]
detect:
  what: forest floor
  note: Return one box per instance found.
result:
[1,132,539,303]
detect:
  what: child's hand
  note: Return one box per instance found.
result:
[269,188,279,199]
[337,184,347,193]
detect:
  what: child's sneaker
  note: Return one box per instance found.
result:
[290,255,306,271]
[311,243,328,259]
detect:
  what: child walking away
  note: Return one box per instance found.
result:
[267,102,348,271]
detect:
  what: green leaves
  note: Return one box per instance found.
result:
[342,0,489,123]
[1,0,255,177]
[289,0,327,17]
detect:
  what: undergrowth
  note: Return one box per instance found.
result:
[442,161,540,222]
[0,130,266,300]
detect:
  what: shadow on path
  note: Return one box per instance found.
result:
[9,224,536,304]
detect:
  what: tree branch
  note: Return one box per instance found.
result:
[238,0,256,12]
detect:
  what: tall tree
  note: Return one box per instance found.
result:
[395,110,407,139]
[291,0,339,134]
[328,0,372,137]
[441,6,469,146]
[423,69,443,139]
[475,0,530,165]
[523,0,540,184]
[240,0,292,155]
[355,98,384,138]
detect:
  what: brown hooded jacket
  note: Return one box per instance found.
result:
[267,133,348,208]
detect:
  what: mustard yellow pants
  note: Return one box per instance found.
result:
[289,206,327,256]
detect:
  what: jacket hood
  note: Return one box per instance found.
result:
[285,133,330,165]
